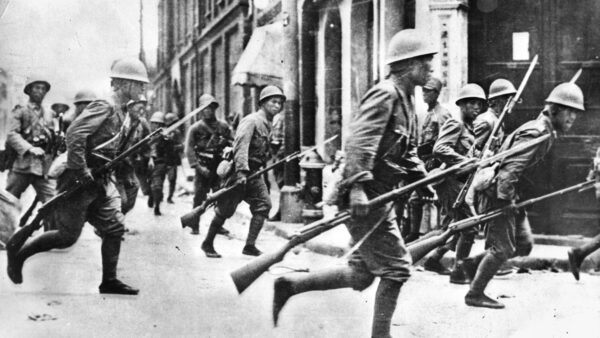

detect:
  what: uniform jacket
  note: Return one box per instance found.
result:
[151,129,183,166]
[7,102,54,176]
[343,77,426,185]
[473,109,504,151]
[494,114,556,201]
[66,100,125,171]
[233,110,272,173]
[433,117,475,167]
[185,118,232,167]
[420,102,452,146]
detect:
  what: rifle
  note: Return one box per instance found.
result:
[229,135,550,293]
[6,105,204,255]
[450,55,539,212]
[408,180,594,262]
[180,135,339,231]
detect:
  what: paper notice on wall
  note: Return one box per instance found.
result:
[512,32,530,61]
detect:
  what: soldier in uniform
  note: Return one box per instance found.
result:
[200,86,284,258]
[473,79,516,151]
[164,113,183,204]
[6,77,55,204]
[185,94,233,234]
[461,82,584,308]
[6,57,148,294]
[114,96,150,214]
[272,30,435,337]
[427,84,485,283]
[398,77,451,242]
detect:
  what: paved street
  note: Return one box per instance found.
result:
[1,189,599,338]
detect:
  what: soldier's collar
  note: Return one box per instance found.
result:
[27,100,42,110]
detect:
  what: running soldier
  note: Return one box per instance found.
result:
[272,29,435,337]
[6,57,148,294]
[185,94,232,234]
[462,82,584,308]
[424,84,486,283]
[200,86,284,258]
[114,96,150,214]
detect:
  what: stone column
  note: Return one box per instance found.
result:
[428,0,469,104]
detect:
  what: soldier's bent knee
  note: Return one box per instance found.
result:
[515,242,533,257]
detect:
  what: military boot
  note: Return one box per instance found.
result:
[201,215,225,258]
[423,249,451,275]
[450,260,472,285]
[152,190,162,216]
[243,215,265,256]
[568,249,583,281]
[465,253,506,309]
[465,291,505,309]
[273,266,373,326]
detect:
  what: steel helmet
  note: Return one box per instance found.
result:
[150,111,166,124]
[259,85,286,104]
[455,83,486,105]
[488,79,517,100]
[51,103,70,112]
[24,76,51,95]
[423,77,443,92]
[110,57,149,83]
[545,82,585,111]
[165,113,178,125]
[197,94,219,111]
[73,89,97,104]
[386,29,438,65]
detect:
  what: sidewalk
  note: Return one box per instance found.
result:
[179,159,600,274]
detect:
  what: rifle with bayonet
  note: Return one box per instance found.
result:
[450,55,539,213]
[180,135,339,231]
[229,134,550,294]
[408,180,594,262]
[6,106,205,254]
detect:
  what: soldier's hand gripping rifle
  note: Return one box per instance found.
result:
[408,179,595,263]
[6,106,204,255]
[180,135,339,231]
[450,55,539,216]
[229,135,550,293]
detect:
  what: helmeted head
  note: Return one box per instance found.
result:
[488,78,517,115]
[422,77,443,106]
[386,29,438,86]
[544,82,585,133]
[456,83,486,122]
[259,85,285,117]
[110,57,148,102]
[73,89,97,116]
[150,111,165,129]
[51,103,70,115]
[126,94,148,122]
[165,113,178,126]
[197,94,219,121]
[24,76,51,103]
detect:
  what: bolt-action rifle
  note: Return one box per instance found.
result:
[180,135,339,232]
[229,134,550,294]
[408,180,594,262]
[6,106,205,255]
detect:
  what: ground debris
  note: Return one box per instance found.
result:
[28,313,57,321]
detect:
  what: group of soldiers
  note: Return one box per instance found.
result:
[271,29,599,338]
[3,27,600,338]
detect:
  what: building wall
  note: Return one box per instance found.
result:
[154,0,250,125]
